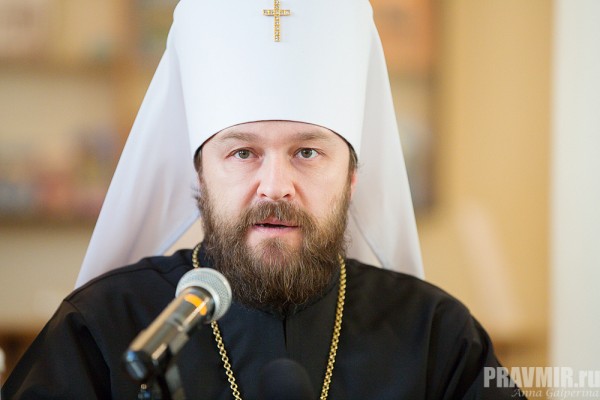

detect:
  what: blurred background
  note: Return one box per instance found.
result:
[1,0,598,396]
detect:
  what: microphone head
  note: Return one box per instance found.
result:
[259,358,316,400]
[176,268,232,321]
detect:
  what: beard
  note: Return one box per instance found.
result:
[198,180,351,316]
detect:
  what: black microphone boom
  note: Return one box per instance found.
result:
[123,268,232,383]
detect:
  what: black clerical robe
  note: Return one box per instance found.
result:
[3,248,522,399]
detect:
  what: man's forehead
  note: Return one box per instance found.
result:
[207,121,343,146]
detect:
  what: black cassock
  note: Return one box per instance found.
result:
[4,247,522,399]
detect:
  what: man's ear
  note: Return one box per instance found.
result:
[349,169,358,198]
[193,148,203,172]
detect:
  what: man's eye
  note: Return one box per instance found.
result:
[234,149,252,159]
[297,148,318,159]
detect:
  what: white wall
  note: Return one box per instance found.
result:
[551,0,600,369]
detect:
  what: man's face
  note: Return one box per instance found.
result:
[198,121,357,312]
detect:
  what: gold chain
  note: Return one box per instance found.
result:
[210,321,242,399]
[192,244,346,400]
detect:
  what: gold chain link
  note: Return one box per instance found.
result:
[211,321,243,400]
[319,253,346,400]
[192,244,346,400]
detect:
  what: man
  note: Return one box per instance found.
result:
[4,0,522,398]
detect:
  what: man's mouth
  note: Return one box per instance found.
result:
[256,224,288,228]
[253,218,298,229]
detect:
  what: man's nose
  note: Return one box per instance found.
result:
[256,156,296,201]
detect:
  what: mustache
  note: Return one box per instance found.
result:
[239,201,316,230]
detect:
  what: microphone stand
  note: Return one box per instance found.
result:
[125,268,232,400]
[137,362,186,400]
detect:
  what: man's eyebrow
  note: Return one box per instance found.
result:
[213,131,260,143]
[292,131,335,142]
[214,129,336,144]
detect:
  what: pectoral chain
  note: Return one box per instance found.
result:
[191,244,346,400]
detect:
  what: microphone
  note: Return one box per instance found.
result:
[259,358,316,400]
[123,268,232,383]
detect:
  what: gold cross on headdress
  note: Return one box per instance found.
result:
[263,0,291,42]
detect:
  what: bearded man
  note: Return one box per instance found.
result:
[198,121,355,316]
[3,0,522,398]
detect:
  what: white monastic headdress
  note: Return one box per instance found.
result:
[76,0,424,287]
